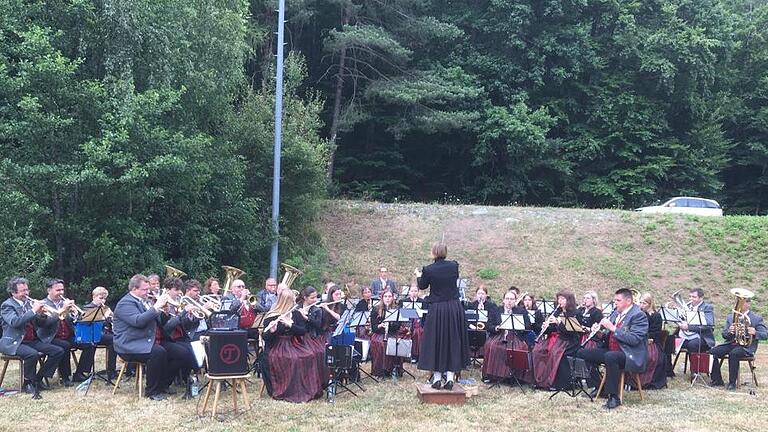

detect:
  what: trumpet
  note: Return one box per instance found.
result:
[60,296,85,320]
[199,295,222,312]
[24,296,59,317]
[178,296,213,319]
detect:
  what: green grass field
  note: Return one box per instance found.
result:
[3,200,768,431]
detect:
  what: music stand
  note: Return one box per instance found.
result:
[549,356,593,401]
[602,302,616,318]
[465,309,488,368]
[383,309,417,381]
[685,309,711,387]
[74,305,112,395]
[343,311,378,384]
[538,299,555,315]
[490,314,530,391]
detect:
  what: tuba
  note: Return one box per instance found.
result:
[221,265,245,297]
[280,263,303,289]
[731,288,755,347]
[165,264,187,279]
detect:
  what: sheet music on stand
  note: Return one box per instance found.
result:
[348,311,370,329]
[659,307,681,324]
[498,314,528,331]
[457,278,469,302]
[602,302,616,318]
[400,301,427,318]
[344,297,358,310]
[563,317,586,333]
[250,313,266,329]
[332,309,355,338]
[685,309,711,387]
[384,308,419,323]
[537,299,555,315]
[465,309,488,325]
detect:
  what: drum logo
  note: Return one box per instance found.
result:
[219,343,241,364]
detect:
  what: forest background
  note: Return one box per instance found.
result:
[3,0,768,297]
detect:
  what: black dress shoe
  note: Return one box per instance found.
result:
[710,379,724,387]
[443,380,454,391]
[23,382,36,394]
[726,383,737,391]
[431,380,443,390]
[37,380,51,391]
[72,374,89,383]
[60,378,73,387]
[148,394,167,401]
[603,395,621,409]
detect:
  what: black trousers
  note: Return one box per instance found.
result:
[50,338,73,379]
[160,341,197,386]
[710,344,751,385]
[119,344,168,396]
[577,348,626,396]
[74,334,118,376]
[15,340,65,383]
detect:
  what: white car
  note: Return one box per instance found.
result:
[635,197,723,216]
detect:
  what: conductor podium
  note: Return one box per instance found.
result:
[416,382,467,405]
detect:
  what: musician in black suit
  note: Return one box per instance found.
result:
[0,277,65,398]
[709,294,768,390]
[113,274,172,401]
[160,277,200,399]
[578,288,649,409]
[665,288,715,377]
[38,278,80,386]
[370,267,397,297]
[416,243,469,390]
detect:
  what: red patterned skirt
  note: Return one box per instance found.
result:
[579,333,598,350]
[531,334,569,388]
[411,319,423,357]
[482,332,531,382]
[640,341,660,387]
[267,335,323,402]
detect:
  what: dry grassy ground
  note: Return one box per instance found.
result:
[3,200,768,431]
[1,351,767,432]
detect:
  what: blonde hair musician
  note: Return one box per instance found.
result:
[260,289,323,403]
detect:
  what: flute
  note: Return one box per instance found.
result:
[264,305,299,332]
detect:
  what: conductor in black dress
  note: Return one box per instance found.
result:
[415,243,470,390]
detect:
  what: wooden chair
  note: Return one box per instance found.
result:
[597,369,645,403]
[0,355,25,389]
[199,374,250,418]
[717,355,758,387]
[112,360,146,398]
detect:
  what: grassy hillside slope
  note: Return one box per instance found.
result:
[318,200,768,323]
